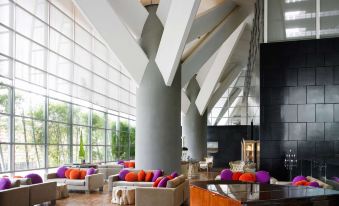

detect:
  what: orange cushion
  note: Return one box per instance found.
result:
[80,170,87,179]
[239,173,256,183]
[232,172,243,181]
[137,170,146,181]
[152,177,163,187]
[125,172,138,182]
[65,169,72,179]
[167,175,174,180]
[128,162,135,168]
[70,170,80,179]
[124,162,130,168]
[295,180,308,186]
[145,172,153,182]
[13,176,23,178]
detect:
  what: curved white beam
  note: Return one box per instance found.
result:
[195,20,247,115]
[181,90,191,115]
[187,0,237,43]
[181,6,248,87]
[74,0,149,86]
[108,0,149,40]
[155,0,201,86]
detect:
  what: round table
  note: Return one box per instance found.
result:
[56,183,69,200]
[112,186,136,205]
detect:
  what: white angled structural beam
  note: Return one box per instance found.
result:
[181,6,248,87]
[74,0,149,86]
[195,21,247,115]
[181,91,191,115]
[156,0,172,25]
[187,0,237,43]
[107,0,149,40]
[208,65,243,109]
[155,0,201,86]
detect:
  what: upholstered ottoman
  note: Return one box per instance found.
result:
[112,186,135,205]
[56,183,69,200]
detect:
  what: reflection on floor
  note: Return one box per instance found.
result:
[56,171,220,206]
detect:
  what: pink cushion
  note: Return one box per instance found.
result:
[152,169,163,182]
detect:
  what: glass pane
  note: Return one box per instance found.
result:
[75,24,91,49]
[50,5,73,39]
[50,29,73,59]
[0,144,10,172]
[106,146,117,162]
[48,98,69,123]
[92,128,105,145]
[268,0,316,42]
[48,52,73,81]
[320,0,339,37]
[0,85,10,114]
[72,145,89,164]
[0,115,10,142]
[16,0,48,22]
[15,62,45,87]
[107,114,117,131]
[15,117,44,143]
[72,126,89,145]
[118,146,129,160]
[73,105,89,126]
[15,6,47,46]
[48,145,70,167]
[74,45,91,69]
[92,146,104,163]
[15,144,44,170]
[15,90,45,118]
[119,118,129,132]
[48,122,69,144]
[0,55,11,79]
[0,0,12,28]
[92,110,105,129]
[0,26,11,56]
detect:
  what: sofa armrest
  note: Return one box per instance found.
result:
[45,173,57,181]
[135,187,175,206]
[108,174,120,192]
[29,182,56,206]
[86,173,104,191]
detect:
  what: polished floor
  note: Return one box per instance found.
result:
[56,171,219,206]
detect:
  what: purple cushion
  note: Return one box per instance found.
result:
[117,160,124,165]
[333,177,339,182]
[0,178,11,190]
[171,171,179,178]
[220,169,233,181]
[158,177,169,188]
[308,181,320,188]
[255,171,270,184]
[119,169,130,181]
[152,169,163,182]
[86,168,96,176]
[292,176,306,184]
[56,166,68,178]
[25,173,43,184]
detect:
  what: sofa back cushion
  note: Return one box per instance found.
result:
[125,172,138,182]
[166,175,185,188]
[0,178,11,190]
[25,173,43,184]
[70,170,80,179]
[137,170,146,181]
[56,166,68,178]
[145,172,153,182]
[152,170,163,182]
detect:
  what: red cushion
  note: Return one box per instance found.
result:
[138,170,146,181]
[167,175,174,180]
[128,162,135,168]
[145,172,153,182]
[239,173,256,183]
[65,169,72,179]
[152,177,163,187]
[80,170,87,179]
[294,180,308,186]
[232,172,243,181]
[125,172,138,182]
[70,170,80,179]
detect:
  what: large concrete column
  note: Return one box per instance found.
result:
[136,6,182,173]
[182,76,207,161]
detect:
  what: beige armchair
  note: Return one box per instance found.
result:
[97,163,123,180]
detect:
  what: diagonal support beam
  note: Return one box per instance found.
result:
[187,0,237,43]
[107,0,149,40]
[208,65,243,109]
[74,0,149,86]
[181,6,248,87]
[155,0,201,86]
[181,90,191,115]
[214,87,242,125]
[194,49,218,88]
[195,21,247,115]
[156,0,172,25]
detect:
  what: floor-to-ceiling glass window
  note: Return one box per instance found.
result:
[0,0,136,175]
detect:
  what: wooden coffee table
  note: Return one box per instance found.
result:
[56,183,69,200]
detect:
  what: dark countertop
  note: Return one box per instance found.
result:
[190,180,339,204]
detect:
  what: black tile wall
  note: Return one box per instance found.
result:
[260,38,339,180]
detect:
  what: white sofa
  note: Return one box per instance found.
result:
[97,162,123,180]
[45,168,104,193]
